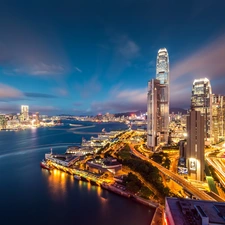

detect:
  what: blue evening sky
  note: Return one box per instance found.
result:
[0,0,225,115]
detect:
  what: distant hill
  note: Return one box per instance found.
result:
[114,108,187,117]
[114,110,146,117]
[169,108,188,114]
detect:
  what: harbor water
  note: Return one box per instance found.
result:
[0,121,154,225]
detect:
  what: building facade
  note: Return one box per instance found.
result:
[147,48,169,149]
[186,110,205,181]
[191,78,212,144]
[21,105,29,121]
[147,79,161,149]
[156,48,170,143]
[211,94,225,144]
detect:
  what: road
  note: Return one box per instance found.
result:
[129,144,215,201]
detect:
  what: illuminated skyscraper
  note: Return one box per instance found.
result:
[21,105,29,121]
[147,48,170,150]
[211,94,225,144]
[191,78,212,143]
[147,79,160,149]
[156,48,169,143]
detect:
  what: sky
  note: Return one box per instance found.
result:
[0,0,225,115]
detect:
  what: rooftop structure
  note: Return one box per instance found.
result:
[45,153,79,167]
[87,157,122,174]
[165,197,225,225]
[66,146,95,156]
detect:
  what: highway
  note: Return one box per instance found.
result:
[129,144,215,201]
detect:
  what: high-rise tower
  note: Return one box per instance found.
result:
[21,105,29,121]
[186,110,205,181]
[156,48,170,143]
[191,78,212,143]
[147,48,169,150]
[147,79,160,149]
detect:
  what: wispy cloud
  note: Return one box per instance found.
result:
[112,35,140,60]
[12,63,66,76]
[91,88,146,113]
[0,83,24,100]
[74,66,82,73]
[73,102,83,107]
[54,88,68,97]
[24,92,57,98]
[75,76,101,98]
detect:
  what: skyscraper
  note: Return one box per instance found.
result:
[156,48,169,143]
[147,79,161,149]
[147,48,169,150]
[211,94,225,144]
[191,78,212,143]
[186,110,205,181]
[21,105,29,121]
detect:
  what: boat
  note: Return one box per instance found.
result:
[40,160,51,170]
[74,175,81,180]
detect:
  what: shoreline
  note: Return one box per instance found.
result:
[47,164,157,213]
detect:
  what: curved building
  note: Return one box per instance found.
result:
[147,48,170,150]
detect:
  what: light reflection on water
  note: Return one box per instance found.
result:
[47,169,67,201]
[0,122,154,225]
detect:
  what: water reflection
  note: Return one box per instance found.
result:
[47,169,67,201]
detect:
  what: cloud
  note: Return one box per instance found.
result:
[30,105,60,113]
[24,92,57,98]
[74,66,82,73]
[170,34,225,107]
[73,102,83,107]
[12,63,66,76]
[117,38,140,59]
[0,83,24,100]
[75,76,101,98]
[91,88,147,113]
[0,103,19,113]
[54,88,68,97]
[0,17,70,77]
[112,35,140,59]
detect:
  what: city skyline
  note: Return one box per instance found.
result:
[0,0,225,115]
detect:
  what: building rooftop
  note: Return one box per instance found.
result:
[166,197,225,225]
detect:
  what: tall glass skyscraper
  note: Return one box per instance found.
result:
[147,48,169,150]
[191,78,212,142]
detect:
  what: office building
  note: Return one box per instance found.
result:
[186,110,204,181]
[211,94,225,144]
[164,197,225,225]
[156,48,170,143]
[147,48,169,149]
[147,79,161,149]
[191,78,212,144]
[21,105,29,121]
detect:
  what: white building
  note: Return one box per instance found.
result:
[21,105,29,121]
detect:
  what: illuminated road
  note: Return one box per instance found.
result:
[205,151,225,188]
[129,144,215,201]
